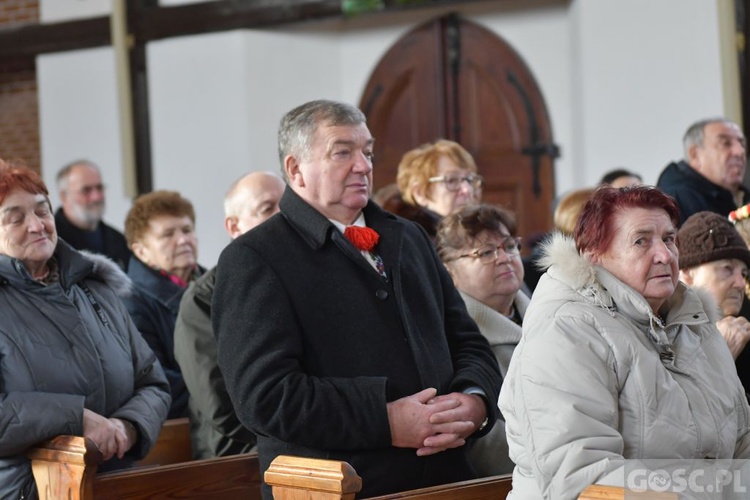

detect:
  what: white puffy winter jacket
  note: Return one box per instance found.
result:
[499,234,750,500]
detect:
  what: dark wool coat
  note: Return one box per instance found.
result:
[0,241,170,499]
[123,256,194,418]
[656,160,750,225]
[55,208,132,271]
[213,187,502,499]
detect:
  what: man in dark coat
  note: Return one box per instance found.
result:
[212,100,502,499]
[656,117,748,225]
[55,160,132,271]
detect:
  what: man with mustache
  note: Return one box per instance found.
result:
[678,210,750,394]
[55,160,132,270]
[657,118,748,226]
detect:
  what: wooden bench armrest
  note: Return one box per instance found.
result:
[27,435,103,500]
[265,455,362,500]
[579,484,679,499]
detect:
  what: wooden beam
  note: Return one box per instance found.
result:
[0,1,344,60]
[0,17,110,58]
[139,0,344,43]
[129,0,158,195]
[0,0,504,60]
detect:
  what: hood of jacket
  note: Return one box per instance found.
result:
[0,239,131,296]
[537,232,719,329]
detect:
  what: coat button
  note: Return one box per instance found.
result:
[376,289,388,300]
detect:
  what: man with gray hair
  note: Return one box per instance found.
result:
[174,171,285,459]
[55,159,131,270]
[657,117,748,225]
[212,100,501,498]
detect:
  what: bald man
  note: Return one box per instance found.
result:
[174,171,285,458]
[55,160,132,270]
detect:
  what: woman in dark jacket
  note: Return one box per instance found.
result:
[123,190,204,418]
[0,160,170,499]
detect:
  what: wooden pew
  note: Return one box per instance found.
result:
[367,475,512,500]
[134,417,193,467]
[93,452,261,499]
[28,435,261,500]
[27,433,679,500]
[265,456,680,500]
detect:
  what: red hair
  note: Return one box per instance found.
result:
[0,159,49,206]
[574,186,679,255]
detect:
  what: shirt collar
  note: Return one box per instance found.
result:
[329,213,367,233]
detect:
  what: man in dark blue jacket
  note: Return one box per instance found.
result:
[657,117,747,225]
[55,160,132,270]
[212,100,502,498]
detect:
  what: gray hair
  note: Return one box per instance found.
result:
[682,117,735,159]
[277,100,366,179]
[56,159,100,194]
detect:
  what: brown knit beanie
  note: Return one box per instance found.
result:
[677,211,750,269]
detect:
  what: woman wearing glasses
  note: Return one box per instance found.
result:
[436,203,527,476]
[394,139,482,239]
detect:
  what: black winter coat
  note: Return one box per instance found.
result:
[213,187,502,498]
[54,208,132,271]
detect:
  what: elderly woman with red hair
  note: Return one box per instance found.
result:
[499,186,750,499]
[0,160,169,499]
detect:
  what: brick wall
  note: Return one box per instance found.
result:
[0,0,40,172]
[0,0,38,27]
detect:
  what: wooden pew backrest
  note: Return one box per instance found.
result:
[366,475,512,499]
[28,437,681,500]
[134,417,192,467]
[266,456,682,500]
[29,427,258,500]
[94,453,261,500]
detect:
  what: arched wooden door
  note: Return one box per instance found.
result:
[360,13,558,248]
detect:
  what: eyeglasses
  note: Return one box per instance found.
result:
[455,237,522,264]
[428,174,483,192]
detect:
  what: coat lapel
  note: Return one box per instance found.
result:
[280,188,404,280]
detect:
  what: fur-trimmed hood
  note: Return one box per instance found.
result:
[79,250,133,297]
[538,231,721,325]
[537,231,597,290]
[0,239,132,297]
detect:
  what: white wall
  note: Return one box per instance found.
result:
[37,47,133,234]
[147,29,341,264]
[40,0,110,22]
[36,0,733,266]
[570,0,724,190]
